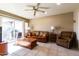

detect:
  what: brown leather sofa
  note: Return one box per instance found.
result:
[56,31,76,48]
[25,31,49,43]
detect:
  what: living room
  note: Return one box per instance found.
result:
[0,3,79,56]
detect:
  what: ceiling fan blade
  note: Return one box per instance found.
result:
[34,10,36,16]
[36,3,40,10]
[37,3,40,7]
[39,7,49,9]
[25,9,33,11]
[27,5,35,7]
[37,10,45,13]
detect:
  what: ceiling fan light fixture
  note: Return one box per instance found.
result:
[44,11,47,14]
[56,3,61,5]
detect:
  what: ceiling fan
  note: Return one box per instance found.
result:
[25,3,49,16]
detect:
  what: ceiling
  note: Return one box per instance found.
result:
[0,3,79,19]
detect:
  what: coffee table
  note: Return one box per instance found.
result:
[16,38,37,49]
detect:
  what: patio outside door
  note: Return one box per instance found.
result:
[2,17,24,42]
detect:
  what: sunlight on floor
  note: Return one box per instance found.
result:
[8,42,22,54]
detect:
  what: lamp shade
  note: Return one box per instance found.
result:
[51,26,55,30]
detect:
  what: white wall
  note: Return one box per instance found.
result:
[74,9,79,48]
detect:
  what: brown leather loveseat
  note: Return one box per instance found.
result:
[56,31,76,48]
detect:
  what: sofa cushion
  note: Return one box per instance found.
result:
[34,32,39,36]
[28,32,32,36]
[39,32,43,36]
[43,33,47,37]
[61,32,73,38]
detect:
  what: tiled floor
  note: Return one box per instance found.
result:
[7,42,79,56]
[8,42,22,54]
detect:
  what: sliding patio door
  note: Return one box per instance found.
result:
[14,20,24,39]
[2,17,24,42]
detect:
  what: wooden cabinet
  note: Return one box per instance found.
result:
[49,33,57,42]
[0,42,8,55]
